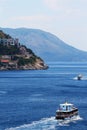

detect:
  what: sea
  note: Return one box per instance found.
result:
[0,62,87,130]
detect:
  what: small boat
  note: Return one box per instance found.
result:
[77,74,83,80]
[56,102,78,120]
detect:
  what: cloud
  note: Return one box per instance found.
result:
[43,0,59,10]
[43,0,85,18]
[43,0,77,12]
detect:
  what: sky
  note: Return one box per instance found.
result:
[0,0,87,51]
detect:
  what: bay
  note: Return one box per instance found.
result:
[0,62,87,130]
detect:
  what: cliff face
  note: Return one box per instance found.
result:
[0,30,48,70]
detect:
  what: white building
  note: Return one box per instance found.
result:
[0,38,20,47]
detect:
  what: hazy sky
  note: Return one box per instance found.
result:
[0,0,87,51]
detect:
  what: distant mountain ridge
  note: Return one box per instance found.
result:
[1,27,87,62]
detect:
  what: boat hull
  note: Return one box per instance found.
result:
[56,108,78,120]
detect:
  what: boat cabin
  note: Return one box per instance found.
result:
[59,102,73,112]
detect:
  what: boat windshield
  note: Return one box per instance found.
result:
[59,102,73,111]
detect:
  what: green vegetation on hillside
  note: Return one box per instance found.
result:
[0,30,11,39]
[0,43,37,65]
[18,56,36,66]
[0,44,20,55]
[0,30,48,70]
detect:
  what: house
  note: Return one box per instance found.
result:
[0,38,20,47]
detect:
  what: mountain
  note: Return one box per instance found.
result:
[1,27,87,62]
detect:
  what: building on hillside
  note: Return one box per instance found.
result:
[1,55,11,60]
[0,38,20,47]
[19,46,29,55]
[0,59,10,66]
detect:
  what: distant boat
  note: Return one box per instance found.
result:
[77,74,83,80]
[55,102,78,120]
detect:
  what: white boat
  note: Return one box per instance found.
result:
[56,102,78,120]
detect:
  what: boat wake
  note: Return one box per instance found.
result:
[73,77,87,80]
[58,115,83,126]
[5,115,83,130]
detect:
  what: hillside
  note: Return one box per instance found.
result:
[0,30,48,70]
[0,30,11,39]
[1,27,87,62]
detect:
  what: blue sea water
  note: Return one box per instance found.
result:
[0,62,87,130]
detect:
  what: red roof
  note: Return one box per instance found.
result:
[1,59,9,63]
